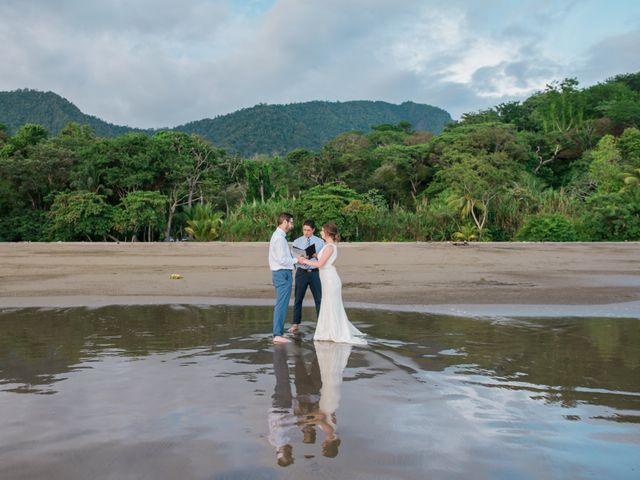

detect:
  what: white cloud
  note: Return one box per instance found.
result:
[0,0,638,126]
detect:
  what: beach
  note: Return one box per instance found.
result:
[1,242,639,315]
[2,242,640,478]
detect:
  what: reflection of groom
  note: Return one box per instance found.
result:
[268,345,296,467]
[269,212,302,344]
[289,219,324,334]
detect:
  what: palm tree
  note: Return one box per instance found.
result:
[183,204,223,241]
[447,192,488,239]
[71,164,112,196]
[452,224,479,242]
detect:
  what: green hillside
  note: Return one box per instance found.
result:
[173,100,453,156]
[0,89,145,137]
[0,90,452,156]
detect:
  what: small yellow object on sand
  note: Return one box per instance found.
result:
[169,274,183,280]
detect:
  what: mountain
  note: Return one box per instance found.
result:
[0,89,453,156]
[0,89,147,138]
[173,100,453,156]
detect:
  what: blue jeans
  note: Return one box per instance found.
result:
[272,269,293,336]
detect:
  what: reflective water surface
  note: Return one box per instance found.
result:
[0,306,639,479]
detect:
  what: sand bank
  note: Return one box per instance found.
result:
[1,242,639,316]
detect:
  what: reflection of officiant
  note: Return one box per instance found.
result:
[268,345,296,467]
[305,341,352,458]
[292,344,322,444]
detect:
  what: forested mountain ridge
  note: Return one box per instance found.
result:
[0,90,452,156]
[173,100,452,155]
[0,89,145,138]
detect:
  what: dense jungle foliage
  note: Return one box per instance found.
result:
[1,72,639,242]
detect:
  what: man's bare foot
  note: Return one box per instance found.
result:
[273,335,290,344]
[287,325,300,333]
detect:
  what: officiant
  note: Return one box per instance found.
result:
[289,219,324,333]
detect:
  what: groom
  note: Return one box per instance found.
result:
[269,212,302,344]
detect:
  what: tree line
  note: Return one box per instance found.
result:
[1,71,639,242]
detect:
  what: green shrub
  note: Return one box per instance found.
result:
[0,211,51,241]
[219,198,294,241]
[515,213,579,241]
[580,191,640,241]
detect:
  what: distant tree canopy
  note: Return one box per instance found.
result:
[1,71,640,242]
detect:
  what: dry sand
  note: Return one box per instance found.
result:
[1,242,639,316]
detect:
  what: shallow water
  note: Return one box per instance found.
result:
[0,306,639,479]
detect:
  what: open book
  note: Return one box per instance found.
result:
[291,243,316,258]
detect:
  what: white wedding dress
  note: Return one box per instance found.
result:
[313,244,367,345]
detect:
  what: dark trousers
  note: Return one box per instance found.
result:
[293,268,322,325]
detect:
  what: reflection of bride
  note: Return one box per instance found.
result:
[307,341,353,457]
[300,223,367,345]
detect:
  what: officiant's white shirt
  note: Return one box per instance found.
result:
[269,227,296,271]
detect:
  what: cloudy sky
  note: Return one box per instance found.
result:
[1,0,639,128]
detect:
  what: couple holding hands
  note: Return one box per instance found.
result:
[268,213,367,346]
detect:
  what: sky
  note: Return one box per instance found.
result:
[1,0,639,128]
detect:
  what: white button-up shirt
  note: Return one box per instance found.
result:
[269,227,296,271]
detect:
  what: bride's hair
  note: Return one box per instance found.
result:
[322,223,340,242]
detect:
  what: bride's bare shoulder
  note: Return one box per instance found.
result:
[319,243,335,258]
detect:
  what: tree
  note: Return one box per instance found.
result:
[0,123,48,157]
[587,135,625,193]
[244,156,276,203]
[451,224,479,242]
[48,192,114,241]
[319,132,372,189]
[183,204,223,241]
[70,134,158,203]
[367,129,406,147]
[618,128,640,167]
[295,183,360,238]
[535,78,585,134]
[116,191,167,242]
[372,144,433,206]
[152,131,225,241]
[215,154,246,215]
[403,131,433,146]
[437,151,518,238]
[0,128,77,211]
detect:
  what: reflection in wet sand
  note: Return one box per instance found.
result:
[268,342,353,467]
[0,305,639,479]
[313,341,351,459]
[268,345,296,467]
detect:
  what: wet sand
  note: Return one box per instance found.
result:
[1,242,639,315]
[1,305,639,479]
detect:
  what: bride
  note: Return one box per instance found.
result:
[300,223,367,345]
